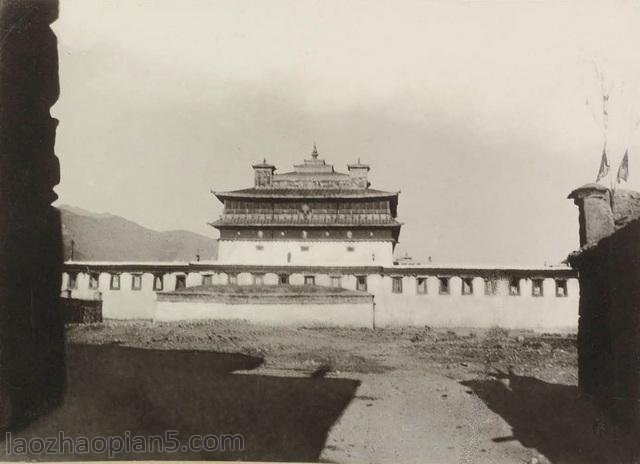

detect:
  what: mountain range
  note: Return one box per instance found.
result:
[58,205,218,262]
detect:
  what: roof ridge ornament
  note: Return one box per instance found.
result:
[312,142,319,159]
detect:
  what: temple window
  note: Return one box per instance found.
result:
[202,274,213,286]
[462,277,473,295]
[153,275,164,291]
[110,273,120,290]
[255,245,264,251]
[417,277,427,294]
[228,274,238,285]
[532,279,544,297]
[484,278,497,296]
[356,275,368,291]
[279,274,289,285]
[392,277,403,294]
[131,274,142,291]
[509,277,520,296]
[175,275,187,290]
[67,272,78,290]
[89,273,99,290]
[254,274,264,286]
[300,246,309,252]
[556,279,568,297]
[331,275,342,288]
[438,277,449,295]
[346,246,355,252]
[304,275,315,286]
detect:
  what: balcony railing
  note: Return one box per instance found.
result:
[215,214,398,226]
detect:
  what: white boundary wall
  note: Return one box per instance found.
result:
[61,263,579,331]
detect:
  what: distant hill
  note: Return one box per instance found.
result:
[58,205,217,262]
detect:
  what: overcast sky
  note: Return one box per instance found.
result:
[51,0,640,265]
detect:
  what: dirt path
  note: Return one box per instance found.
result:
[35,321,623,463]
[320,370,533,464]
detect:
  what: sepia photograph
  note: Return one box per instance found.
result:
[2,0,640,462]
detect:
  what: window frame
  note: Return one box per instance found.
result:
[356,275,368,291]
[330,275,342,288]
[88,273,99,290]
[110,273,121,290]
[254,273,264,286]
[279,274,289,285]
[532,278,544,297]
[202,274,213,286]
[175,274,187,290]
[416,277,428,295]
[304,275,315,286]
[461,277,474,296]
[555,279,568,297]
[153,274,164,291]
[392,276,403,294]
[484,278,497,296]
[67,272,78,290]
[228,273,238,285]
[509,277,520,296]
[438,277,450,295]
[131,273,143,291]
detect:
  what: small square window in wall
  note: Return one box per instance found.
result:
[279,274,289,285]
[392,277,403,294]
[89,273,99,290]
[131,274,142,291]
[484,278,497,296]
[254,274,264,286]
[438,277,450,295]
[532,279,544,297]
[228,274,238,285]
[304,275,315,286]
[68,273,78,290]
[153,275,164,291]
[556,279,568,297]
[110,274,120,290]
[356,275,368,291]
[175,275,187,290]
[300,246,310,252]
[462,277,473,295]
[509,277,520,296]
[255,245,264,251]
[417,277,427,295]
[331,275,342,288]
[346,246,355,252]
[202,274,213,286]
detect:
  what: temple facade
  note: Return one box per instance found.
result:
[211,145,401,266]
[60,145,580,331]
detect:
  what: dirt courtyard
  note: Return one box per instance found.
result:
[1,321,633,463]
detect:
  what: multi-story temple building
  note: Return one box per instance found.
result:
[211,145,400,266]
[61,145,579,330]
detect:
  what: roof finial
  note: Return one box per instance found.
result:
[312,142,318,159]
[263,157,266,164]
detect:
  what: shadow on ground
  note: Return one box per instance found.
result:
[0,344,360,461]
[462,371,639,464]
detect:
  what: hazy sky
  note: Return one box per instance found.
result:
[52,0,640,265]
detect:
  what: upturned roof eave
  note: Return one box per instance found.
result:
[211,188,400,200]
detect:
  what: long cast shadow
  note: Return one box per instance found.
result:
[0,344,360,461]
[462,371,639,464]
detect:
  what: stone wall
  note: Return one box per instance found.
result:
[569,184,640,430]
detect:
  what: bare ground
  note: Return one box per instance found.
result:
[3,320,636,463]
